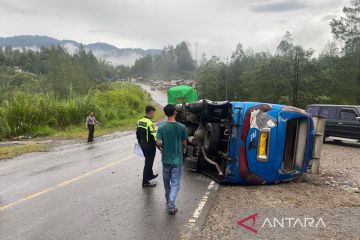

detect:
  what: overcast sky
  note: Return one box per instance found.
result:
[0,0,349,58]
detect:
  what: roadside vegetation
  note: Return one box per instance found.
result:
[0,45,163,141]
[0,82,160,140]
[46,97,164,140]
[0,143,47,160]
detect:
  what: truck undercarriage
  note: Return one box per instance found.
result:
[176,100,231,182]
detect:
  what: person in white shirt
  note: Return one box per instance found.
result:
[85,112,101,142]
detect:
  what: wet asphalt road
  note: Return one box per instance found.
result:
[0,85,216,240]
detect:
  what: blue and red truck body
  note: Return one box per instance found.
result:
[178,100,316,185]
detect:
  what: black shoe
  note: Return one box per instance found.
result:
[168,208,178,215]
[142,181,157,187]
[150,173,158,180]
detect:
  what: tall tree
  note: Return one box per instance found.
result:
[277,31,294,57]
[331,0,360,103]
[174,41,195,76]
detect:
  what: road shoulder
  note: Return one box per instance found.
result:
[199,141,360,240]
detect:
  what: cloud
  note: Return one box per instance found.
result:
[321,14,337,22]
[0,0,349,58]
[251,1,308,13]
[0,1,36,14]
[88,29,119,34]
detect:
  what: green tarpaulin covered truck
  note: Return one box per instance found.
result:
[167,85,198,104]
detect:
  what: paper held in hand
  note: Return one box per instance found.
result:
[134,143,144,157]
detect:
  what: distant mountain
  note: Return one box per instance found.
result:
[0,35,161,66]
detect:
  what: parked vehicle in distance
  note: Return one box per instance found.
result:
[177,100,318,185]
[306,104,360,141]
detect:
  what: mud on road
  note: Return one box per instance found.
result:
[199,140,360,240]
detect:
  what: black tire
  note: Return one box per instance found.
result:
[204,123,221,153]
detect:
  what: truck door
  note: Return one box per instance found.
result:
[320,107,339,137]
[338,108,360,139]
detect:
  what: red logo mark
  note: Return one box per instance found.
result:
[237,213,258,233]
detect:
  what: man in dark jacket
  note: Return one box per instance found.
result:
[136,106,158,187]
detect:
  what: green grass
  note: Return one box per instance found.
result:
[31,100,165,140]
[30,125,56,137]
[0,82,161,141]
[0,83,166,160]
[0,143,47,160]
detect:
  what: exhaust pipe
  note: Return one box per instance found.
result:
[201,146,224,176]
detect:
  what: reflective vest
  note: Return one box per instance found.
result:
[137,117,156,142]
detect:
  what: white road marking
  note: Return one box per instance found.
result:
[187,180,216,225]
[180,180,217,239]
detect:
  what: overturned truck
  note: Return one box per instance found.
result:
[177,100,321,185]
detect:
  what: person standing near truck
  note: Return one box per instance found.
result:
[156,104,188,215]
[85,112,101,142]
[136,106,158,187]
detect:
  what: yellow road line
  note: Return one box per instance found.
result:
[0,155,133,212]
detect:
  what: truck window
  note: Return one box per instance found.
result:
[319,107,327,117]
[340,109,357,121]
[307,106,319,116]
[320,107,338,119]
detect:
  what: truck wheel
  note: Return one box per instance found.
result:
[204,123,220,153]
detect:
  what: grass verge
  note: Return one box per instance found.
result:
[34,99,165,140]
[0,143,47,160]
[0,97,164,160]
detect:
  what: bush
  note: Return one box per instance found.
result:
[0,83,146,140]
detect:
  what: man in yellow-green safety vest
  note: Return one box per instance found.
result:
[136,106,158,187]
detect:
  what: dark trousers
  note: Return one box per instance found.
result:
[140,142,156,183]
[88,124,95,142]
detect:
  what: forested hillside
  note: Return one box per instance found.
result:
[0,45,110,98]
[0,46,149,140]
[130,41,195,80]
[0,35,161,66]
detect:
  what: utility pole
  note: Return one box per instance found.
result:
[293,51,300,106]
